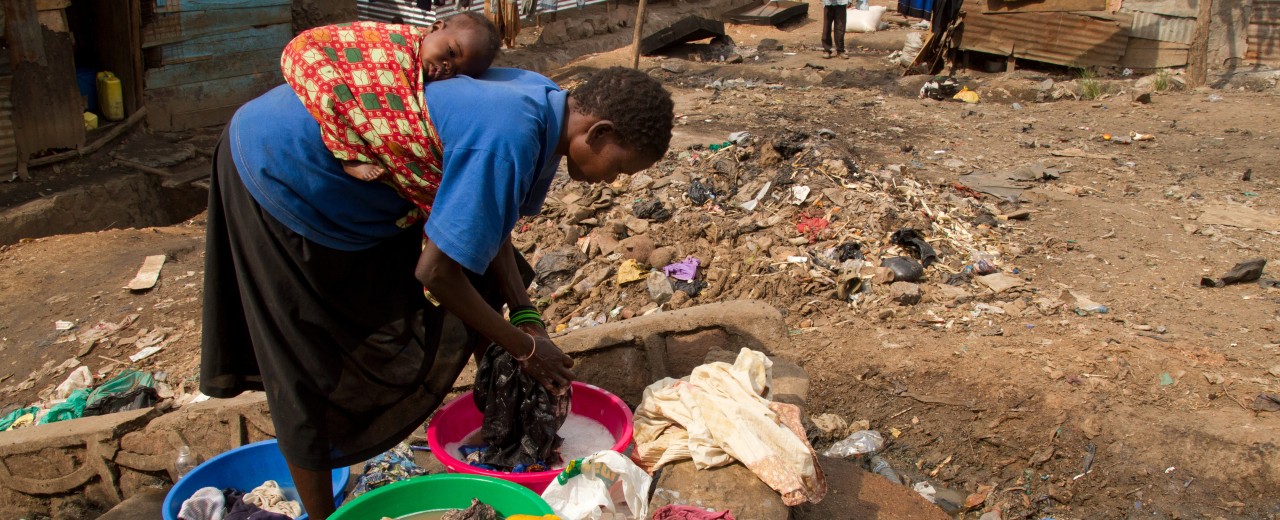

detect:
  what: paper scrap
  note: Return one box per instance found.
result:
[124,255,167,291]
[129,346,163,362]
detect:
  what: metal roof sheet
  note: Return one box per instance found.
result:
[1125,10,1195,44]
[958,10,1130,68]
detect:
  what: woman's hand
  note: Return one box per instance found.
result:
[516,324,575,395]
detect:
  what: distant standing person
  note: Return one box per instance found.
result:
[821,0,850,59]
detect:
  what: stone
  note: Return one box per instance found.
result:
[661,60,690,73]
[534,249,581,287]
[758,38,781,51]
[724,53,744,64]
[538,21,569,45]
[669,290,691,308]
[811,413,849,442]
[976,273,1024,293]
[931,284,971,304]
[648,271,674,304]
[664,329,729,376]
[890,282,922,306]
[793,457,950,519]
[624,215,650,234]
[97,489,167,520]
[619,235,655,263]
[650,460,791,520]
[648,246,677,270]
[630,173,655,191]
[769,356,809,409]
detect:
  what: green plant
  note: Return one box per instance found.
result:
[1153,70,1172,92]
[1076,68,1102,100]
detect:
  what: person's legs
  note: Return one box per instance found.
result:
[820,5,835,55]
[834,5,847,55]
[288,462,337,520]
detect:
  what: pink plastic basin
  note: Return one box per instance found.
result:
[426,381,634,494]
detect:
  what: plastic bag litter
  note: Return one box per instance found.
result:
[38,389,89,425]
[541,450,651,520]
[55,366,94,400]
[473,344,570,470]
[83,370,158,417]
[822,430,885,458]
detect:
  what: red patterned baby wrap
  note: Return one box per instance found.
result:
[282,21,442,227]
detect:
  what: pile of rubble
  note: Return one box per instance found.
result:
[514,126,1088,332]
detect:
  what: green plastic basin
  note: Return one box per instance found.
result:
[329,473,554,520]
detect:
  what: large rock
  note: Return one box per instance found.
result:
[793,457,950,520]
[889,282,922,306]
[650,460,790,520]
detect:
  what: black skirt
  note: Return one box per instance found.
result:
[201,130,514,470]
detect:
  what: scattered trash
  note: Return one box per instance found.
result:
[1200,258,1266,288]
[728,131,752,145]
[913,481,937,503]
[964,484,995,510]
[796,216,829,242]
[1158,373,1174,386]
[738,182,771,212]
[663,257,700,281]
[688,179,717,206]
[1011,103,1023,110]
[634,199,672,222]
[54,366,93,400]
[1071,291,1109,315]
[920,76,961,101]
[869,455,901,484]
[835,242,864,261]
[822,430,884,458]
[791,185,811,205]
[953,87,980,104]
[124,254,167,291]
[129,345,163,362]
[652,505,736,520]
[1131,132,1155,141]
[891,229,937,267]
[881,257,924,283]
[1073,443,1097,480]
[55,320,75,331]
[541,450,651,520]
[616,259,648,286]
[1207,94,1224,102]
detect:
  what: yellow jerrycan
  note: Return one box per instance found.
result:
[96,71,125,121]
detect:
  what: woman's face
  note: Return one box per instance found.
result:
[565,128,656,184]
[419,24,490,81]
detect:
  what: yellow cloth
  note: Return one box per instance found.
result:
[615,259,647,285]
[632,349,827,506]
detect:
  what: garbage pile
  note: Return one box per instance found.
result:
[515,128,1087,331]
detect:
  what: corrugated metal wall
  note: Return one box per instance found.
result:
[358,0,606,27]
[959,11,1131,68]
[0,73,16,177]
[1249,0,1280,64]
[142,0,291,130]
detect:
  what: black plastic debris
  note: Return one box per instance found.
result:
[772,131,809,159]
[672,279,708,297]
[945,271,972,286]
[881,256,924,283]
[890,229,938,267]
[472,345,570,470]
[1200,258,1266,288]
[688,179,717,206]
[835,241,865,262]
[633,199,672,222]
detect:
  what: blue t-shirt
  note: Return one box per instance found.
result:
[228,68,566,274]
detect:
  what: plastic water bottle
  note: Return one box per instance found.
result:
[175,445,197,480]
[870,455,902,484]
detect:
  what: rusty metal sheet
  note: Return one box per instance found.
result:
[1116,0,1197,18]
[0,75,17,176]
[1248,0,1280,64]
[958,11,1130,68]
[1125,10,1195,44]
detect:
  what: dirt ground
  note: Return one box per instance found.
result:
[2,1,1279,518]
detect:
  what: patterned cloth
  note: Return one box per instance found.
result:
[282,22,443,227]
[350,441,430,498]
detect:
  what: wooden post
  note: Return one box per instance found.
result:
[631,0,648,69]
[1189,0,1213,88]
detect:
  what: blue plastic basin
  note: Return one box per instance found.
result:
[161,439,348,520]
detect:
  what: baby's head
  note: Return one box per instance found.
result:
[420,12,501,81]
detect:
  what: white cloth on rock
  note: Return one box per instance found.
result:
[632,348,826,506]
